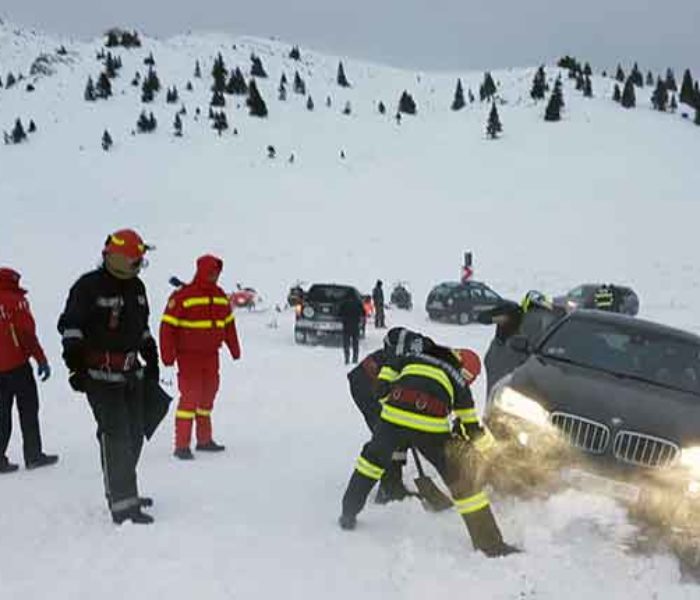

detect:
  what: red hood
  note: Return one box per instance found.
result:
[193,255,223,287]
[0,268,25,294]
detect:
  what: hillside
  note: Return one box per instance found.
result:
[1,21,700,599]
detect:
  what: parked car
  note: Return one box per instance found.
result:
[426,280,504,324]
[294,283,366,344]
[485,310,700,509]
[554,283,640,316]
[390,283,413,310]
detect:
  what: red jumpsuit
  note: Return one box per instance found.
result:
[159,256,241,450]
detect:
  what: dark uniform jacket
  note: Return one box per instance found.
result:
[57,267,158,383]
[339,294,365,334]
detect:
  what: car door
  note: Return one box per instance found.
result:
[469,284,499,316]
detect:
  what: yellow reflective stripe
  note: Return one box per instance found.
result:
[161,314,180,326]
[220,313,235,326]
[213,297,230,306]
[380,404,451,433]
[454,491,490,515]
[196,408,212,417]
[355,456,385,480]
[378,366,399,382]
[110,235,126,246]
[176,410,196,420]
[454,408,479,423]
[399,364,454,400]
[182,297,212,308]
[179,319,216,329]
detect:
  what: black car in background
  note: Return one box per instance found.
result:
[554,283,640,316]
[426,281,504,324]
[294,283,366,344]
[485,310,700,505]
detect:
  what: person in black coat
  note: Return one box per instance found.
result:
[372,280,386,328]
[339,290,365,364]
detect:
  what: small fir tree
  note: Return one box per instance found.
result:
[293,71,306,95]
[613,83,622,102]
[621,77,636,108]
[11,118,26,143]
[342,101,352,115]
[480,72,497,101]
[451,78,466,110]
[670,94,678,112]
[306,95,314,111]
[584,62,592,77]
[228,67,248,95]
[468,89,475,103]
[289,46,301,61]
[646,71,654,86]
[530,66,546,101]
[84,76,96,101]
[96,72,112,98]
[616,65,625,82]
[486,102,502,138]
[665,68,677,92]
[378,101,386,114]
[212,111,228,135]
[630,63,643,87]
[583,75,593,98]
[246,79,268,117]
[27,120,36,133]
[398,91,417,114]
[680,69,695,106]
[194,60,202,78]
[144,52,155,66]
[250,55,268,78]
[211,53,227,92]
[141,79,154,103]
[278,82,287,101]
[211,90,226,107]
[544,79,564,121]
[337,61,350,87]
[6,73,16,88]
[651,78,668,111]
[102,129,113,150]
[186,81,193,92]
[174,113,183,136]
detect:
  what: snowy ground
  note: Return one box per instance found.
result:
[2,21,700,599]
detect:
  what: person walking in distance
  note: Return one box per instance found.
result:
[0,268,57,473]
[57,229,159,524]
[160,255,241,460]
[372,280,386,329]
[339,289,364,364]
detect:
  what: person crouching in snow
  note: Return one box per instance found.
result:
[160,255,241,460]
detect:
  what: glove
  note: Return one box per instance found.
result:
[37,363,51,382]
[69,371,87,393]
[471,426,497,455]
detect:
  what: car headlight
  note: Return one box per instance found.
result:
[302,306,315,318]
[680,447,700,472]
[494,386,550,428]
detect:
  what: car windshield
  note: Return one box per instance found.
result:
[430,283,460,299]
[307,286,353,303]
[540,319,700,395]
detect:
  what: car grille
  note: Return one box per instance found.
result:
[550,412,610,454]
[612,431,679,469]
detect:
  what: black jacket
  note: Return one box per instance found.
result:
[372,285,384,307]
[339,294,365,333]
[348,348,386,404]
[57,267,158,376]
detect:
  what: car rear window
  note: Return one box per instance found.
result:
[307,286,353,303]
[540,319,700,395]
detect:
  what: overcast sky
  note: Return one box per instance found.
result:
[3,1,699,74]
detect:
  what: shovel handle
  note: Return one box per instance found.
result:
[410,446,426,477]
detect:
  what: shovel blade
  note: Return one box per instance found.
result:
[414,475,453,512]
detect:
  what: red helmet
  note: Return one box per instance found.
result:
[452,348,481,383]
[103,229,149,260]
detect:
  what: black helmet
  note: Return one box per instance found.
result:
[383,327,431,356]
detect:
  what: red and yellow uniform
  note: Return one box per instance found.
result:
[160,256,241,453]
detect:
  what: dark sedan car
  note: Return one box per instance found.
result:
[554,283,640,316]
[426,280,504,324]
[294,283,366,344]
[484,310,700,507]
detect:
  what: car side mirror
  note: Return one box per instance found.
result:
[507,335,530,354]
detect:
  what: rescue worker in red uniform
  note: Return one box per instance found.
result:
[0,268,57,473]
[160,255,241,460]
[339,344,519,557]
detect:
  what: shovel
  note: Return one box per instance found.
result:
[410,447,454,512]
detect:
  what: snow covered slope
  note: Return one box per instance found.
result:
[1,20,700,599]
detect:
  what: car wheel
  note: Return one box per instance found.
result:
[294,330,307,345]
[458,312,471,325]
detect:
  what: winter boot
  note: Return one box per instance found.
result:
[0,456,19,474]
[195,440,226,452]
[25,453,59,470]
[375,464,411,504]
[462,505,521,557]
[112,507,155,525]
[338,514,357,530]
[173,447,195,460]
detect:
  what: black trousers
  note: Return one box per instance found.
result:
[374,306,385,328]
[341,419,504,551]
[86,377,145,515]
[343,328,359,364]
[0,363,43,464]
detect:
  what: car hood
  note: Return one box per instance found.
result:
[510,355,700,446]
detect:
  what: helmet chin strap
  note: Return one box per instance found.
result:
[104,253,140,280]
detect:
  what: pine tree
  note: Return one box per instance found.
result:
[695,105,700,126]
[621,77,636,108]
[486,102,502,139]
[0,75,3,88]
[646,71,654,86]
[212,111,228,135]
[583,75,593,98]
[84,76,96,101]
[194,60,202,78]
[680,69,695,106]
[173,113,183,136]
[11,118,26,143]
[250,55,268,78]
[651,78,668,111]
[211,53,227,92]
[670,94,678,112]
[665,68,677,92]
[102,129,113,150]
[211,90,226,107]
[144,52,155,66]
[96,72,112,98]
[630,63,643,87]
[306,95,314,111]
[337,61,350,87]
[613,84,621,102]
[326,96,332,108]
[105,52,118,78]
[131,72,141,87]
[6,73,16,88]
[137,111,150,132]
[378,101,386,114]
[530,66,546,101]
[166,86,179,103]
[616,65,625,82]
[584,62,592,77]
[481,72,497,101]
[145,67,160,93]
[398,91,417,115]
[27,120,36,133]
[186,81,193,92]
[106,30,119,47]
[342,101,352,115]
[227,68,248,95]
[544,79,564,121]
[289,46,301,61]
[281,73,288,86]
[278,81,287,101]
[148,112,157,131]
[575,72,584,91]
[246,79,268,117]
[451,78,466,110]
[141,78,154,103]
[293,71,306,95]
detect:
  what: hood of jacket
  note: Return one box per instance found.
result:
[193,255,224,287]
[0,268,25,294]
